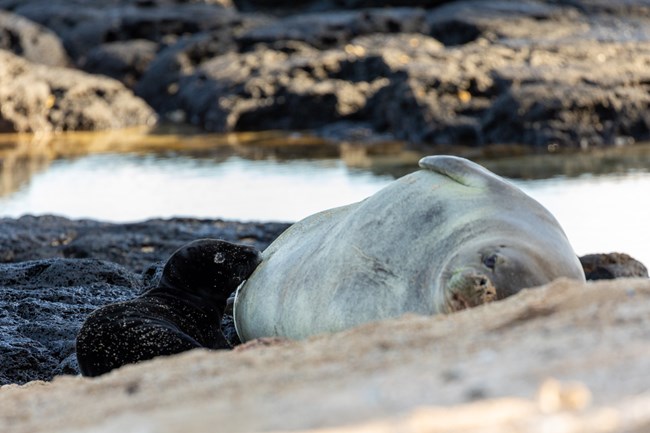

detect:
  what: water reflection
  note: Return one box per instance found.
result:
[0,136,55,197]
[3,130,650,197]
[0,130,649,266]
[0,152,397,222]
[514,173,650,268]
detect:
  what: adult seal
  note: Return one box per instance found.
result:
[76,239,261,377]
[234,155,585,341]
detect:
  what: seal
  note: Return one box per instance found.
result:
[76,239,262,377]
[234,155,586,341]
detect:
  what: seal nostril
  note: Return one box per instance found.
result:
[483,254,497,270]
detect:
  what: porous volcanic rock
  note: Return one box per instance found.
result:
[0,216,289,385]
[124,0,650,149]
[236,8,429,50]
[0,10,69,66]
[0,259,142,385]
[134,24,265,117]
[580,252,649,280]
[0,50,156,132]
[2,0,239,61]
[232,0,452,13]
[4,0,650,147]
[79,39,159,89]
[0,215,289,273]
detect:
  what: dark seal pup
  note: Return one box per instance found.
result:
[76,239,261,377]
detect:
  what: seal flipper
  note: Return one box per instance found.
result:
[419,155,503,188]
[76,302,203,377]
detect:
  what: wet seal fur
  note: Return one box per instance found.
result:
[235,155,586,341]
[76,239,261,377]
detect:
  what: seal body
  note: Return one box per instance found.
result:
[76,239,261,377]
[234,155,585,342]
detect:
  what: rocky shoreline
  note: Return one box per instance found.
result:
[0,215,646,386]
[2,2,650,431]
[0,215,289,384]
[2,0,650,149]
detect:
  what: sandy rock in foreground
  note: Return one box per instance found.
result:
[1,278,650,433]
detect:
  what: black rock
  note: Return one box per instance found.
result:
[0,259,143,385]
[79,39,159,89]
[9,1,237,61]
[0,10,69,66]
[0,216,289,385]
[580,253,649,280]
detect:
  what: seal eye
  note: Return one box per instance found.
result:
[483,254,497,270]
[214,252,226,264]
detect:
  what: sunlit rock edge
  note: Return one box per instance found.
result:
[1,277,649,433]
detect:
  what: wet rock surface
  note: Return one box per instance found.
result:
[1,0,650,144]
[0,216,289,385]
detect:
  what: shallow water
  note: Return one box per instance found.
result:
[0,153,394,222]
[0,131,649,268]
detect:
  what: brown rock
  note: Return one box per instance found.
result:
[0,10,69,66]
[0,50,156,132]
[1,278,650,432]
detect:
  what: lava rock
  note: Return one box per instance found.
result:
[232,0,452,13]
[0,216,289,385]
[0,10,69,66]
[134,28,252,117]
[580,253,649,280]
[0,258,143,385]
[0,215,289,273]
[7,0,237,61]
[79,39,159,89]
[237,8,428,50]
[0,49,156,132]
[426,0,569,46]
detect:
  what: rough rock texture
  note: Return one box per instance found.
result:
[2,0,238,61]
[135,0,650,149]
[237,8,430,49]
[0,215,643,386]
[79,39,159,89]
[0,11,69,66]
[232,0,452,13]
[134,19,270,118]
[0,216,289,384]
[1,278,650,433]
[0,50,156,132]
[0,259,142,384]
[0,216,289,273]
[3,0,650,145]
[580,252,649,280]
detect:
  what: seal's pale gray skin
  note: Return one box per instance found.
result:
[234,156,585,342]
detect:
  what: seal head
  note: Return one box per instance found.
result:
[157,239,263,305]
